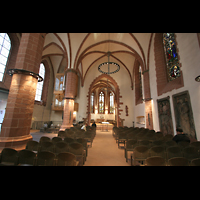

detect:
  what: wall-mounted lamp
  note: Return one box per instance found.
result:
[195,75,200,82]
[7,68,43,82]
[142,98,152,102]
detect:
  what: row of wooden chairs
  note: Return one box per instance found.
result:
[0,148,79,166]
[125,139,200,162]
[144,156,200,166]
[26,140,87,165]
[113,127,171,148]
[58,130,95,147]
[130,145,200,166]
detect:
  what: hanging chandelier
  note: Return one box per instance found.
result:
[98,51,120,75]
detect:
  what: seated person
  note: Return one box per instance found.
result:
[172,127,190,144]
[92,121,96,127]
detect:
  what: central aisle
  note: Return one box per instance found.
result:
[84,130,130,166]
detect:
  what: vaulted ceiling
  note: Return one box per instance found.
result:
[42,33,153,87]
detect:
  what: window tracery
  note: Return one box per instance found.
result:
[163,33,180,81]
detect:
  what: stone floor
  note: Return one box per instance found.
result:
[84,130,130,166]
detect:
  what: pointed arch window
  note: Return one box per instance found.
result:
[109,91,114,114]
[163,33,180,81]
[91,92,94,113]
[35,63,45,101]
[139,66,143,98]
[0,33,11,82]
[99,91,105,114]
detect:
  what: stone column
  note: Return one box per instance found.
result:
[0,33,46,151]
[60,69,78,130]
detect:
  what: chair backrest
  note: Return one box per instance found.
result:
[126,139,138,149]
[165,140,177,149]
[191,158,200,166]
[0,148,18,165]
[26,140,39,152]
[65,130,75,138]
[39,136,51,143]
[145,156,166,166]
[18,149,36,165]
[56,152,76,166]
[54,141,69,154]
[127,133,137,140]
[36,151,56,166]
[64,137,75,144]
[68,142,84,155]
[148,146,166,158]
[118,132,127,139]
[183,146,199,161]
[76,138,87,148]
[168,157,189,166]
[190,141,200,150]
[163,134,173,141]
[152,140,165,147]
[166,146,183,160]
[177,140,190,149]
[58,131,66,138]
[39,141,55,152]
[138,140,150,147]
[133,146,149,159]
[52,137,62,144]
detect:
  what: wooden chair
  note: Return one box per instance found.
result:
[18,149,36,166]
[39,141,55,153]
[191,158,200,166]
[56,152,78,166]
[118,132,127,148]
[148,146,166,159]
[145,156,166,166]
[183,146,199,162]
[54,141,69,155]
[36,151,56,166]
[68,142,85,166]
[166,146,183,160]
[131,145,149,166]
[0,148,18,166]
[168,157,189,166]
[125,139,138,162]
[39,136,51,144]
[26,140,39,153]
[52,137,62,144]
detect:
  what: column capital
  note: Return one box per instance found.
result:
[65,68,78,75]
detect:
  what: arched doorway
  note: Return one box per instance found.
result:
[87,74,120,127]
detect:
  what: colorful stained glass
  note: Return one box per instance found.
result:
[91,92,94,113]
[163,33,180,81]
[99,91,104,114]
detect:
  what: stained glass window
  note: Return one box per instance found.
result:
[139,66,143,98]
[109,92,114,114]
[99,91,104,114]
[35,63,45,101]
[0,33,11,82]
[91,92,94,113]
[163,33,180,81]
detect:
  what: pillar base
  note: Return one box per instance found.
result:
[59,124,73,131]
[0,134,32,152]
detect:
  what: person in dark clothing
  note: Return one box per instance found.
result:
[92,121,96,127]
[172,127,190,143]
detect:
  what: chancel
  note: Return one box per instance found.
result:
[0,33,200,166]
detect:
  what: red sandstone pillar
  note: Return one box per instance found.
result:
[60,69,78,130]
[0,33,46,150]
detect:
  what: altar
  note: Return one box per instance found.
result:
[91,122,114,131]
